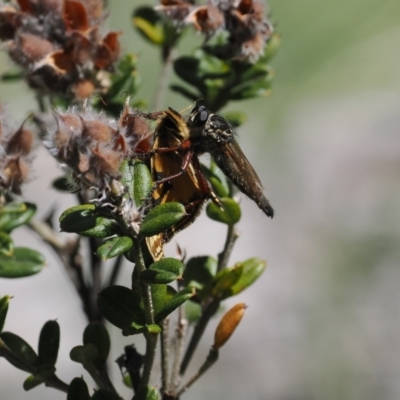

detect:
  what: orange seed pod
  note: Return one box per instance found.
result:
[213,302,247,350]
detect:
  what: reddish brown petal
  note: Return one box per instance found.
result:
[84,0,103,21]
[17,0,34,14]
[63,0,89,32]
[186,4,224,33]
[6,126,34,156]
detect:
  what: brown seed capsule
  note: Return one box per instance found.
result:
[213,302,247,350]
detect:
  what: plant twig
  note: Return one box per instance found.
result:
[179,299,219,376]
[217,224,240,272]
[0,339,69,393]
[177,347,219,397]
[170,306,187,391]
[160,318,170,393]
[152,47,176,111]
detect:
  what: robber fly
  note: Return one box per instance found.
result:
[139,107,222,259]
[186,104,274,218]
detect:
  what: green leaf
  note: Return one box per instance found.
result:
[222,111,248,127]
[183,256,217,290]
[140,202,186,237]
[59,205,120,238]
[70,344,98,364]
[200,163,230,198]
[96,237,133,260]
[133,160,153,207]
[0,231,14,257]
[212,265,243,299]
[83,322,110,364]
[259,33,281,63]
[67,377,90,400]
[1,70,24,82]
[97,286,146,329]
[122,322,162,336]
[0,331,38,371]
[154,287,195,322]
[0,247,45,278]
[0,202,36,232]
[38,320,60,366]
[106,54,140,102]
[206,198,241,225]
[133,7,164,45]
[169,84,199,102]
[229,258,266,297]
[119,159,153,209]
[174,57,203,87]
[92,389,122,400]
[140,258,184,284]
[230,75,272,100]
[184,301,202,324]
[23,375,44,391]
[0,295,11,332]
[133,386,159,400]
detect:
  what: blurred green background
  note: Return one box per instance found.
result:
[1,1,400,399]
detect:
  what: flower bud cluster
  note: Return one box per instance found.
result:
[0,106,34,195]
[45,102,152,191]
[156,0,273,62]
[0,0,120,99]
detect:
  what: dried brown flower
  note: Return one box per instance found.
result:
[0,107,35,195]
[156,0,273,62]
[0,0,121,99]
[45,101,153,191]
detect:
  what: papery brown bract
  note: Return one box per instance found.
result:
[0,0,121,99]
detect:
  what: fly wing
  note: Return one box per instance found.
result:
[213,141,274,217]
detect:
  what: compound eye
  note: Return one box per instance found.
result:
[190,105,209,128]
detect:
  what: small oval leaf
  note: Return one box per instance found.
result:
[23,375,44,391]
[0,295,11,332]
[83,322,110,364]
[140,258,184,284]
[70,344,98,364]
[132,386,160,400]
[67,377,90,400]
[0,231,14,257]
[0,247,45,278]
[92,389,122,400]
[133,6,164,45]
[60,205,120,238]
[97,286,146,329]
[154,287,195,322]
[0,202,36,232]
[212,265,243,298]
[133,160,152,207]
[38,320,60,366]
[206,198,241,225]
[96,237,133,260]
[229,258,266,297]
[140,203,186,237]
[0,331,38,371]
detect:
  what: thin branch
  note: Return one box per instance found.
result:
[177,347,219,397]
[0,339,69,393]
[217,224,240,272]
[160,318,170,393]
[152,47,176,111]
[170,306,187,392]
[179,299,219,376]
